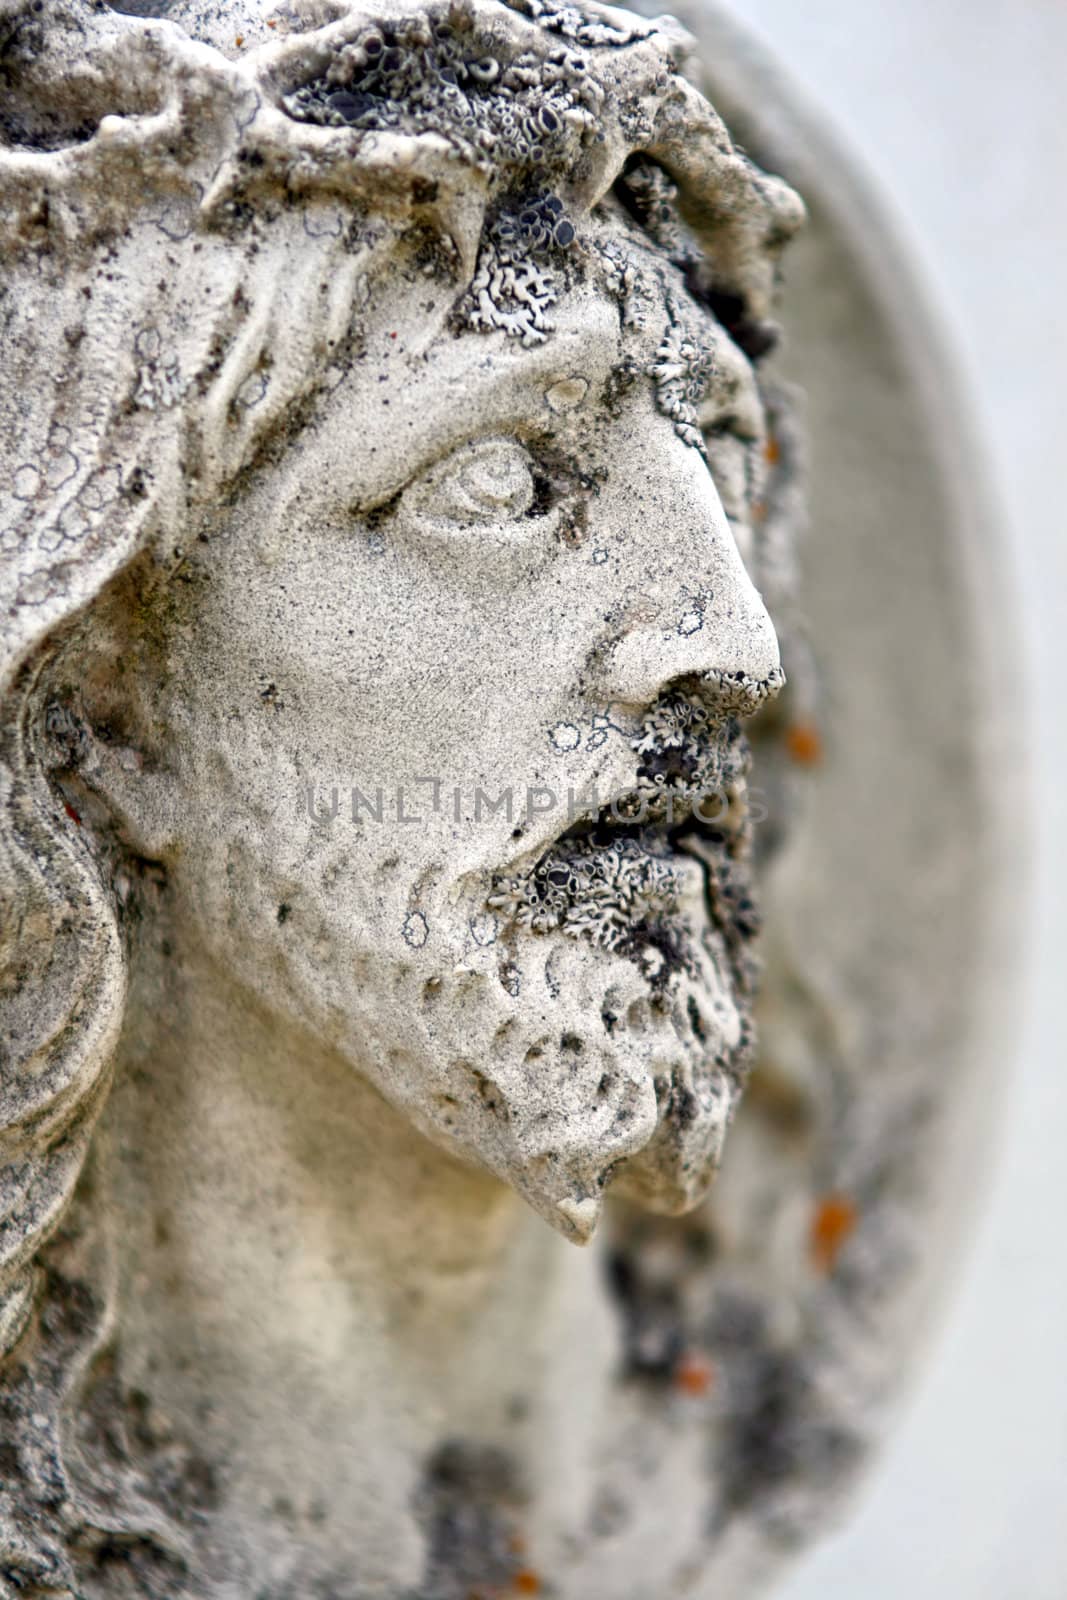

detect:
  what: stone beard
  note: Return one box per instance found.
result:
[0,0,804,1593]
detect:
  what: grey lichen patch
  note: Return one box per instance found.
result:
[282,8,590,343]
[413,1439,530,1600]
[505,0,653,50]
[492,829,688,950]
[491,690,756,987]
[648,320,713,451]
[462,191,576,344]
[282,8,595,172]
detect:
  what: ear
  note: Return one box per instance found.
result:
[59,735,179,868]
[35,682,180,870]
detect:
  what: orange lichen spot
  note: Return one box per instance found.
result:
[513,1571,541,1595]
[63,800,82,825]
[763,434,781,466]
[673,1350,716,1398]
[810,1192,858,1274]
[234,34,244,46]
[784,722,823,767]
[267,16,277,25]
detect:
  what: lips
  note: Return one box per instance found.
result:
[489,689,756,993]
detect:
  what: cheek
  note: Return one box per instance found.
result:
[169,816,386,1045]
[230,540,599,801]
[217,534,526,778]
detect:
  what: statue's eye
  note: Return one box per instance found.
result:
[404,438,536,527]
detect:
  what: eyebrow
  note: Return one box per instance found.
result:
[296,292,626,512]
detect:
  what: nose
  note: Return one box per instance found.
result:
[590,443,782,716]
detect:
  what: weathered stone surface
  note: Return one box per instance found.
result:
[0,0,1017,1596]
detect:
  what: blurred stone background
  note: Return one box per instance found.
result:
[717,2,1067,1595]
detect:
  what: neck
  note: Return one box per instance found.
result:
[96,915,619,1591]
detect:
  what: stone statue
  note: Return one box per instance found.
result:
[0,0,816,1592]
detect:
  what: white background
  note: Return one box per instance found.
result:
[719,2,1067,1595]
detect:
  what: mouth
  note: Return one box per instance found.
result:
[488,691,758,996]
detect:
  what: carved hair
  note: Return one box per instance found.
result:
[0,0,800,1578]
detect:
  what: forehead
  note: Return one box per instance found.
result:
[285,207,717,512]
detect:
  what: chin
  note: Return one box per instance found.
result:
[341,812,756,1245]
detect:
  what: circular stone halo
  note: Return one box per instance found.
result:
[593,3,1024,1594]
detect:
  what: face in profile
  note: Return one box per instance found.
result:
[89,203,781,1243]
[5,0,800,1287]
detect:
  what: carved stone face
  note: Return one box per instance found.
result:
[97,206,780,1243]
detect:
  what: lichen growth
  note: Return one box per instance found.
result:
[491,831,686,950]
[503,0,653,50]
[490,693,754,960]
[647,322,713,450]
[462,192,575,343]
[283,10,590,343]
[283,10,595,170]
